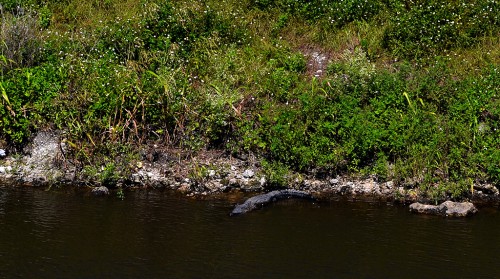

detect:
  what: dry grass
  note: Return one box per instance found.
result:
[0,11,40,70]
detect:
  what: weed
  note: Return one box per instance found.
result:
[384,0,500,58]
[262,160,290,189]
[116,186,125,200]
[0,10,41,71]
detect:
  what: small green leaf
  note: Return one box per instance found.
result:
[0,82,10,105]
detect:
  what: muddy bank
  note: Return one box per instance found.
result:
[0,131,498,207]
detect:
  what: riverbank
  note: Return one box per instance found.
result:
[0,0,499,206]
[1,131,498,208]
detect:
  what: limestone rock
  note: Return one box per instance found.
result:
[0,166,12,174]
[474,184,499,196]
[243,169,254,178]
[409,203,443,215]
[329,178,339,185]
[260,176,266,187]
[439,201,478,217]
[91,186,110,196]
[410,201,478,217]
[21,131,64,184]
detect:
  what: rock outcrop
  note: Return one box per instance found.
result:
[20,131,66,185]
[409,201,478,217]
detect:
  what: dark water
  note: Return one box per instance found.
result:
[0,186,499,279]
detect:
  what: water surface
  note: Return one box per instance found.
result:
[0,186,499,278]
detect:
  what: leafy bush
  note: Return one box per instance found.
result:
[0,63,66,143]
[94,19,144,62]
[0,1,38,13]
[251,0,383,27]
[262,160,291,188]
[239,55,499,197]
[384,0,500,58]
[142,1,247,54]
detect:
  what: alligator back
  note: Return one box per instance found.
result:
[230,189,313,215]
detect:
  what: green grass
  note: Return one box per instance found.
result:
[0,0,499,199]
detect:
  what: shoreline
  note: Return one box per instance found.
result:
[1,131,499,209]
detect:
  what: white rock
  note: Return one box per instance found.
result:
[131,173,141,183]
[229,178,238,186]
[329,178,339,185]
[243,169,254,178]
[260,176,266,186]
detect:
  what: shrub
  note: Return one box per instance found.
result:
[262,160,291,188]
[0,1,37,14]
[94,19,144,63]
[0,10,41,71]
[0,63,66,144]
[384,0,500,58]
[141,1,247,54]
[251,0,383,28]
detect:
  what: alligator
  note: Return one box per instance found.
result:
[230,189,314,215]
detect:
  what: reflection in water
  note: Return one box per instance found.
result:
[0,186,499,278]
[0,189,6,216]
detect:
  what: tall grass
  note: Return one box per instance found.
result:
[0,8,41,71]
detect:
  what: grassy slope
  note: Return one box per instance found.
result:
[0,0,499,200]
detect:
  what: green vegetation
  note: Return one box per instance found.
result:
[0,0,499,200]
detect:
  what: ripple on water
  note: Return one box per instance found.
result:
[1,188,500,278]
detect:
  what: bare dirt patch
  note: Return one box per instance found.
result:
[300,46,332,78]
